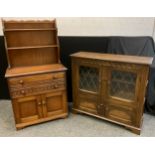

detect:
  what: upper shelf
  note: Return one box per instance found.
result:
[4,28,57,32]
[2,19,56,29]
[7,45,58,50]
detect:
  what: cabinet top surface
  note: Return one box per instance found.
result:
[70,51,153,65]
[5,64,67,78]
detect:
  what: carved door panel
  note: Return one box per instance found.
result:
[12,95,42,124]
[105,104,136,125]
[42,91,67,118]
[77,64,102,114]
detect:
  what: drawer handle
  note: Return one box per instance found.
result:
[53,76,57,79]
[21,90,25,94]
[54,84,58,88]
[19,80,24,84]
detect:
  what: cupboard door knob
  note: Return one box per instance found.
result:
[106,107,109,111]
[21,90,25,94]
[38,102,41,105]
[42,100,46,105]
[108,81,111,85]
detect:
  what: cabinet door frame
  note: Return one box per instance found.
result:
[12,95,43,124]
[42,90,67,118]
[104,66,142,107]
[103,64,143,126]
[72,59,102,114]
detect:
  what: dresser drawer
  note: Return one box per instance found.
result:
[8,72,66,98]
[8,72,65,86]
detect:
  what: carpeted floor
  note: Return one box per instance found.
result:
[0,100,155,137]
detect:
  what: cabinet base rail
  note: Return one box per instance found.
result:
[72,108,141,135]
[16,113,68,130]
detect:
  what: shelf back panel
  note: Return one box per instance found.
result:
[9,48,59,67]
[5,30,57,47]
[3,21,56,29]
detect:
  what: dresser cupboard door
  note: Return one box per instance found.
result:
[42,91,67,117]
[12,95,43,124]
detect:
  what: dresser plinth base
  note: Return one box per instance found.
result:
[16,113,68,130]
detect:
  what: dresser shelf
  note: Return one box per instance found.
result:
[7,45,58,50]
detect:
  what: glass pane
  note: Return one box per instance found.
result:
[110,70,137,100]
[79,66,99,92]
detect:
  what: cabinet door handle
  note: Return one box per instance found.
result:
[38,102,41,105]
[42,100,46,105]
[21,90,25,94]
[106,107,109,111]
[107,81,111,85]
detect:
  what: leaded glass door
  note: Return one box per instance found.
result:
[79,66,99,92]
[105,68,139,125]
[109,70,137,101]
[77,64,101,114]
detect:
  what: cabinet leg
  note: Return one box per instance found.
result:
[131,128,141,135]
[16,126,24,130]
[71,109,79,114]
[61,115,68,119]
[125,126,141,135]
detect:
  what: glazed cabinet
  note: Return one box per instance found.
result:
[71,51,153,134]
[3,19,68,130]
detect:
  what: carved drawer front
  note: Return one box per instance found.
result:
[8,72,66,98]
[105,105,136,126]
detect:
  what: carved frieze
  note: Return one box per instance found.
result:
[10,78,65,98]
[73,58,142,70]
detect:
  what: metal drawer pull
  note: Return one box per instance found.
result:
[54,85,58,88]
[19,80,24,84]
[53,76,57,79]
